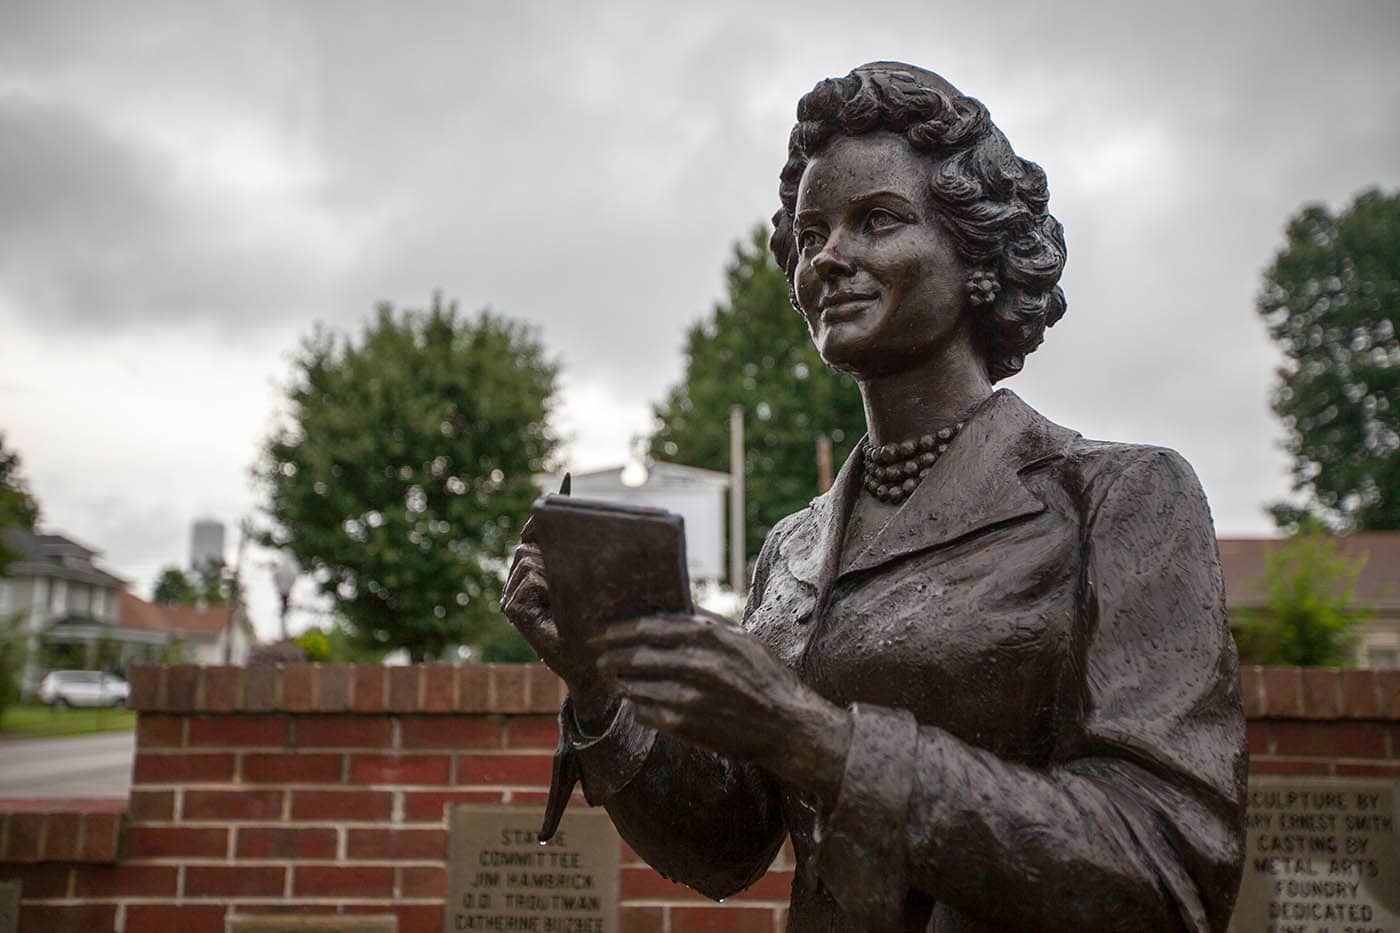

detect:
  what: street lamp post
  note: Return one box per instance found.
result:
[273,556,298,643]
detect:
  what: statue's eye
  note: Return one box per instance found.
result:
[865,208,901,232]
[797,228,827,253]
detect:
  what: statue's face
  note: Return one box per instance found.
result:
[792,132,968,378]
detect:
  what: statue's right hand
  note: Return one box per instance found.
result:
[501,542,599,697]
[502,542,560,666]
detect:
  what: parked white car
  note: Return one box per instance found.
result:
[37,671,130,708]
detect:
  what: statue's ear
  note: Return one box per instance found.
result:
[769,208,795,275]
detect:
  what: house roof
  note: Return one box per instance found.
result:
[1,526,128,588]
[1217,533,1400,611]
[119,591,234,639]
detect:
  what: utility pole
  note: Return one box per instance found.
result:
[227,520,251,664]
[273,553,298,643]
[729,405,745,594]
[816,434,834,494]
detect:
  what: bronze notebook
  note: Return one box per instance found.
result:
[530,495,693,661]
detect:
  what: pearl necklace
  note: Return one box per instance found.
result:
[861,422,965,503]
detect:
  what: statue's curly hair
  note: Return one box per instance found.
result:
[771,63,1067,382]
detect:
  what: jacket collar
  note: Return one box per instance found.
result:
[780,389,1079,587]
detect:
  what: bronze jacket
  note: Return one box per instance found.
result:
[554,390,1247,932]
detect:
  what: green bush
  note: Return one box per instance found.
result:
[0,610,30,726]
[293,627,332,662]
[1233,522,1370,666]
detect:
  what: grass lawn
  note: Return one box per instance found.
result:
[0,703,137,739]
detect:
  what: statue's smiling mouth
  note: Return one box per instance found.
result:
[819,291,878,321]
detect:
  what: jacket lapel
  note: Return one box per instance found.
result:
[780,435,863,590]
[840,389,1078,578]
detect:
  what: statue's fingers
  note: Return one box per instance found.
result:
[523,615,563,658]
[500,569,529,614]
[505,544,542,584]
[502,562,547,611]
[592,616,707,650]
[597,646,719,685]
[501,559,530,606]
[503,586,551,645]
[628,698,684,733]
[510,542,543,566]
[507,597,560,653]
[619,677,704,711]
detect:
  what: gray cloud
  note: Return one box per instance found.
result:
[0,90,356,335]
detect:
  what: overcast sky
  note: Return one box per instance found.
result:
[2,0,1397,640]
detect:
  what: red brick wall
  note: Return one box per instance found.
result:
[1240,666,1400,777]
[2,663,1395,933]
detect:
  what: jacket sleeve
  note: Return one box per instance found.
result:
[549,515,799,900]
[814,448,1248,931]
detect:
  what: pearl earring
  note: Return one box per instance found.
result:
[965,267,1000,306]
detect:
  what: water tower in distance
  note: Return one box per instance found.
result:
[190,518,226,570]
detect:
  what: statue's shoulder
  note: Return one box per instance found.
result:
[757,508,811,560]
[1059,437,1211,520]
[1005,392,1204,508]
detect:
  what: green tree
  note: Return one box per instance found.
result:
[258,295,559,662]
[476,623,541,663]
[153,567,199,605]
[158,637,190,665]
[0,610,29,727]
[649,227,866,562]
[285,621,389,664]
[0,433,41,576]
[152,559,233,607]
[324,620,389,663]
[1259,188,1400,531]
[1232,521,1371,666]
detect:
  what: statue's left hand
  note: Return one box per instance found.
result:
[592,615,851,803]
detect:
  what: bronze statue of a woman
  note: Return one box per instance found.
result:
[503,62,1247,932]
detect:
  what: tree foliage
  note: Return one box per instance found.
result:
[1232,521,1370,667]
[649,227,866,563]
[292,622,389,664]
[1259,188,1400,531]
[291,627,332,662]
[259,295,558,662]
[152,568,198,605]
[0,433,41,576]
[152,560,232,606]
[0,610,29,726]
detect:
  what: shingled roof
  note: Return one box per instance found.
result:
[1217,533,1400,611]
[119,591,235,639]
[1,526,128,588]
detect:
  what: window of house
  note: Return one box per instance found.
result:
[31,577,48,616]
[1365,646,1400,670]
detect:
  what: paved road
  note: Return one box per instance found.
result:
[0,732,134,799]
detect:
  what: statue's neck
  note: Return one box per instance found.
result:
[857,342,993,446]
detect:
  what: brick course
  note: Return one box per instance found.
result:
[1,662,1394,933]
[78,811,123,863]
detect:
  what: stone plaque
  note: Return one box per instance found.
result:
[227,916,395,932]
[1230,778,1398,933]
[447,805,619,933]
[0,880,18,933]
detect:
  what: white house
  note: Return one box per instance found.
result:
[537,461,731,583]
[0,526,258,682]
[119,591,257,666]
